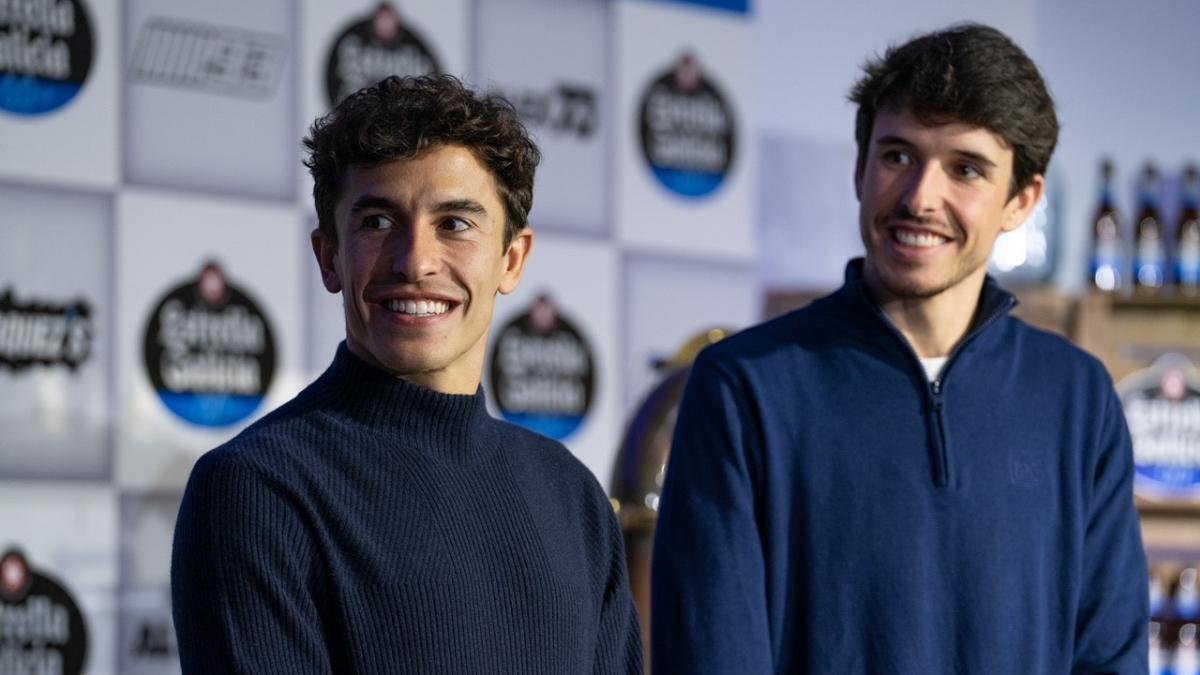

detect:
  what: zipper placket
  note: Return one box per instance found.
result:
[867,289,1016,488]
[928,379,950,486]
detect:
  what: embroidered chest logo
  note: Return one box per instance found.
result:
[1009,451,1043,488]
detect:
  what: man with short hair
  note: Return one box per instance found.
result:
[172,74,643,674]
[652,24,1148,673]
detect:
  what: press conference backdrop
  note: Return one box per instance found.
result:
[0,0,756,671]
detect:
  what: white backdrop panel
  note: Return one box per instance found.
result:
[484,233,621,489]
[118,493,182,674]
[298,0,471,208]
[0,482,118,675]
[614,1,755,261]
[476,0,609,236]
[0,183,111,480]
[0,0,120,191]
[757,135,862,290]
[623,253,757,416]
[114,189,306,491]
[123,0,298,201]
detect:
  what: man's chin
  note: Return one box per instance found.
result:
[871,266,956,301]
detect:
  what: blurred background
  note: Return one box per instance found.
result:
[2,0,1199,671]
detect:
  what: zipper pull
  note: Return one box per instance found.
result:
[931,380,942,396]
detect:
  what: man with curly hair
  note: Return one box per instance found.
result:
[652,24,1148,673]
[172,75,643,673]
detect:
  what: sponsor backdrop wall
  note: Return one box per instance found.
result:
[7,0,1183,670]
[0,0,753,670]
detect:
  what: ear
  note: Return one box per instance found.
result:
[1002,174,1046,233]
[854,157,865,200]
[498,227,534,295]
[311,227,342,293]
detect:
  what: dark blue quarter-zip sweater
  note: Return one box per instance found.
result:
[172,344,642,674]
[652,260,1148,674]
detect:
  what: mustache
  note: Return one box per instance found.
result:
[887,205,928,223]
[884,206,948,229]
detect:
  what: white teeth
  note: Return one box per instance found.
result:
[894,229,947,248]
[385,299,449,315]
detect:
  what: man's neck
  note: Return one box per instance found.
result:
[865,269,987,359]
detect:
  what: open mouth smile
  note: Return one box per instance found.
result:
[889,225,952,249]
[383,299,452,316]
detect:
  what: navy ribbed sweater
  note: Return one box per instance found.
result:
[652,261,1148,674]
[171,345,643,673]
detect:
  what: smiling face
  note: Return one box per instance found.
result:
[855,108,1043,304]
[312,144,532,394]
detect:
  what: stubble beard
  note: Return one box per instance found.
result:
[862,225,985,302]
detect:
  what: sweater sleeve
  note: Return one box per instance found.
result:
[652,356,772,674]
[1073,385,1149,673]
[171,450,333,674]
[593,501,645,674]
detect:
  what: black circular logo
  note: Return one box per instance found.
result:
[489,294,595,440]
[0,548,88,674]
[638,52,736,198]
[142,262,276,428]
[324,2,441,107]
[0,0,94,116]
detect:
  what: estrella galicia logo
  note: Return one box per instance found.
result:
[0,0,94,116]
[0,548,88,674]
[490,295,595,441]
[638,52,736,199]
[325,2,440,107]
[142,262,276,428]
[1121,354,1200,499]
[0,287,92,372]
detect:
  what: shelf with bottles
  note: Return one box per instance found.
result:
[1090,160,1200,299]
[1151,559,1200,674]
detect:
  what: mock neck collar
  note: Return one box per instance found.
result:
[312,343,494,461]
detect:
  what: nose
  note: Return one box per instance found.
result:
[391,223,440,280]
[900,162,946,217]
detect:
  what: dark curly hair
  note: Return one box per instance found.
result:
[304,74,540,249]
[849,24,1058,197]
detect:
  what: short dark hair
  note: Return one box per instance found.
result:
[304,74,540,249]
[849,24,1058,197]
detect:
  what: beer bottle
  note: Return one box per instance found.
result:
[1151,566,1167,618]
[1176,623,1200,675]
[1177,164,1200,295]
[1134,163,1166,292]
[1150,621,1168,675]
[1091,160,1123,291]
[1177,567,1200,620]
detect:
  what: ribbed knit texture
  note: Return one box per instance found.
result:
[171,344,643,674]
[652,260,1148,674]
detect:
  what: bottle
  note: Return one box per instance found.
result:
[1151,567,1167,618]
[1175,623,1199,675]
[1177,164,1200,295]
[1150,621,1168,675]
[1091,160,1123,292]
[1134,163,1167,292]
[1177,567,1200,620]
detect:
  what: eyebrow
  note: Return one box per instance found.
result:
[874,135,998,170]
[433,199,489,216]
[348,194,397,214]
[347,195,490,216]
